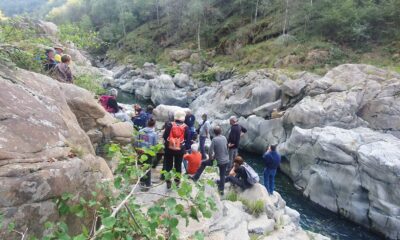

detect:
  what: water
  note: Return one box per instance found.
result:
[115,91,383,240]
[241,151,383,240]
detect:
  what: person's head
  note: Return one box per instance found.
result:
[54,46,64,54]
[46,49,55,59]
[147,118,156,128]
[186,109,192,116]
[61,54,71,64]
[168,111,174,121]
[134,104,142,112]
[213,126,222,136]
[233,156,244,168]
[109,88,118,97]
[147,105,154,113]
[191,143,199,153]
[202,113,207,121]
[174,110,186,122]
[268,145,277,152]
[229,116,237,125]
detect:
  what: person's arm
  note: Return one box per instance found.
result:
[163,124,171,142]
[229,167,236,176]
[151,132,158,146]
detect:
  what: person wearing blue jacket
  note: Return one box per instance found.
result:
[263,145,281,195]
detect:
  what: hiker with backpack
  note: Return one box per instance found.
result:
[198,113,211,160]
[191,126,229,195]
[225,156,258,190]
[132,105,149,129]
[263,145,281,195]
[227,116,247,171]
[162,110,190,189]
[135,118,159,188]
[184,110,196,152]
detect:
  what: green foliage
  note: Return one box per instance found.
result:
[193,66,225,83]
[225,191,265,217]
[59,24,101,50]
[162,66,180,77]
[23,139,217,240]
[74,74,106,95]
[225,191,238,202]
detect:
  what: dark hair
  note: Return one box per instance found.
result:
[107,98,119,113]
[61,54,71,63]
[213,126,221,135]
[147,105,154,113]
[234,156,244,165]
[147,118,156,127]
[270,145,277,151]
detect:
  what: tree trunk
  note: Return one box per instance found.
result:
[254,0,260,23]
[282,0,289,35]
[156,0,160,26]
[197,20,201,51]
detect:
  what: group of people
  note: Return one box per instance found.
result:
[43,46,73,83]
[98,90,281,195]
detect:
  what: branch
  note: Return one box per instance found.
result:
[123,203,150,240]
[89,169,150,240]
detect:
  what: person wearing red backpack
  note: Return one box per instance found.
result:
[162,110,190,189]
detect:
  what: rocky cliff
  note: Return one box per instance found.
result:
[113,63,400,239]
[0,62,134,239]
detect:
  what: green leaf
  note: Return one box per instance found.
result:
[88,200,97,207]
[61,193,73,201]
[7,222,15,232]
[169,218,179,228]
[114,176,122,189]
[73,234,87,240]
[189,206,199,221]
[194,231,205,240]
[165,198,177,209]
[102,216,116,228]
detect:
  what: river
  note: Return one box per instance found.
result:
[116,91,383,240]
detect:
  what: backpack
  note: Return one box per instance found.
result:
[168,122,187,150]
[243,163,259,185]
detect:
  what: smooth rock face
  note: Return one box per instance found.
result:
[0,64,113,239]
[191,70,281,119]
[279,126,400,239]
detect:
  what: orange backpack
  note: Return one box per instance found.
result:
[168,122,187,150]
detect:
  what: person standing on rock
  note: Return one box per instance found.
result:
[227,116,247,171]
[263,145,281,195]
[184,110,196,152]
[163,110,190,189]
[198,113,211,160]
[191,126,229,195]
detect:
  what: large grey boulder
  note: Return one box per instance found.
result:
[119,77,147,94]
[173,73,190,88]
[191,70,281,120]
[279,126,400,239]
[284,64,400,132]
[150,75,188,107]
[169,49,192,62]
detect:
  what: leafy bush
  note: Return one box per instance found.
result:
[59,24,102,50]
[74,74,106,95]
[162,66,180,77]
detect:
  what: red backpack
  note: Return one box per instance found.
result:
[168,122,187,150]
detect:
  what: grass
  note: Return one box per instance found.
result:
[225,191,265,217]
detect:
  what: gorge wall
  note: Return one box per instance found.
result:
[111,62,400,239]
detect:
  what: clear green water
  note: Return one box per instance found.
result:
[116,91,383,240]
[240,151,383,240]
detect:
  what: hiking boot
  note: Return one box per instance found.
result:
[166,181,172,189]
[219,190,224,196]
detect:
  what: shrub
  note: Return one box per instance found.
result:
[74,74,106,95]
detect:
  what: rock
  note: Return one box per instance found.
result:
[169,49,192,62]
[248,215,275,234]
[108,122,133,143]
[111,65,131,79]
[179,62,193,75]
[279,126,400,239]
[173,73,190,88]
[281,79,307,98]
[153,105,190,122]
[285,206,301,226]
[120,78,147,93]
[65,47,91,66]
[150,75,189,107]
[225,221,250,240]
[190,52,201,62]
[87,129,103,145]
[37,20,58,37]
[142,62,159,79]
[253,100,282,118]
[191,70,281,119]
[239,116,286,154]
[0,63,112,239]
[135,82,152,100]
